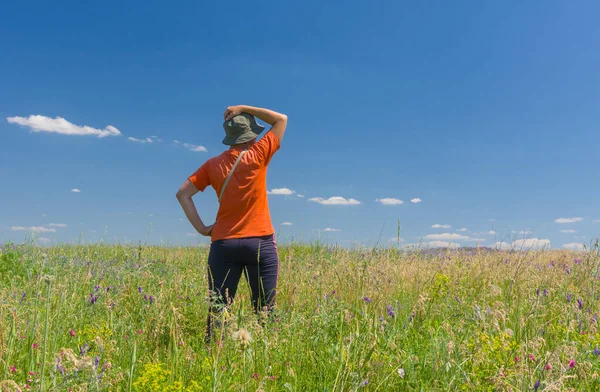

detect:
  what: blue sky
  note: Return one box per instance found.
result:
[1,1,599,249]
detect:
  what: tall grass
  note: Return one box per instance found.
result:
[1,241,599,391]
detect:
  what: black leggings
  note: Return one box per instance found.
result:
[205,234,279,337]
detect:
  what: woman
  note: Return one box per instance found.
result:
[176,105,288,341]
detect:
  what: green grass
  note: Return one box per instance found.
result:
[1,241,600,391]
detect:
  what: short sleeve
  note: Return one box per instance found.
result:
[251,132,281,166]
[188,160,211,191]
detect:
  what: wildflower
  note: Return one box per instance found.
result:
[397,368,405,378]
[529,354,535,361]
[542,289,548,296]
[69,329,76,337]
[94,356,100,368]
[568,358,576,368]
[515,356,519,363]
[90,293,97,304]
[232,328,252,348]
[94,285,100,291]
[10,366,16,373]
[574,258,581,264]
[363,297,372,303]
[137,329,143,335]
[545,363,552,370]
[32,343,38,349]
[551,260,555,267]
[566,294,572,303]
[144,294,148,301]
[138,286,143,293]
[361,379,368,386]
[593,347,600,357]
[455,296,461,303]
[80,343,89,356]
[251,373,259,380]
[536,288,540,296]
[578,299,583,309]
[386,305,395,318]
[20,292,26,303]
[149,295,155,304]
[534,380,540,391]
[106,286,111,292]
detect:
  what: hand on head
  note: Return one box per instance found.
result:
[224,106,244,121]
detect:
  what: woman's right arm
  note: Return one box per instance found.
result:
[224,105,288,142]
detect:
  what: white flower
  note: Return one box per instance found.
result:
[398,368,405,378]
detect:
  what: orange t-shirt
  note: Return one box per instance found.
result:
[188,131,280,242]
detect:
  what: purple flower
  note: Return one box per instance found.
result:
[534,380,540,391]
[386,305,395,318]
[592,315,598,323]
[363,297,372,303]
[138,286,143,293]
[536,288,540,296]
[106,286,111,292]
[593,347,600,357]
[20,292,26,303]
[574,258,581,264]
[361,379,368,386]
[578,299,583,309]
[94,356,100,368]
[94,285,100,291]
[566,294,572,303]
[565,267,570,275]
[551,260,555,267]
[149,295,155,304]
[542,289,548,297]
[90,294,97,304]
[455,296,461,303]
[79,343,89,356]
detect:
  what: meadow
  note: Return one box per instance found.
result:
[1,240,599,391]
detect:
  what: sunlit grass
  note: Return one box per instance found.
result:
[1,240,599,391]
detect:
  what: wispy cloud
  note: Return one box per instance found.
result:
[48,223,67,228]
[424,233,469,241]
[593,220,600,223]
[7,115,121,138]
[267,188,295,195]
[297,194,305,198]
[488,230,496,235]
[432,224,451,229]
[128,136,154,144]
[555,217,583,224]
[458,228,467,232]
[410,198,422,204]
[512,230,532,235]
[561,229,577,233]
[324,228,341,232]
[376,198,403,205]
[309,197,361,206]
[174,140,207,152]
[464,238,487,242]
[71,188,81,193]
[11,226,56,233]
[281,222,293,226]
[563,243,584,250]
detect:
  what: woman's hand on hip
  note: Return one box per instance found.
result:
[198,224,214,237]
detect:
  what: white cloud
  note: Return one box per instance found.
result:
[376,198,404,205]
[48,223,67,228]
[432,224,451,229]
[267,188,295,195]
[7,115,121,138]
[512,230,532,235]
[11,226,56,233]
[309,197,361,206]
[458,228,468,232]
[410,198,422,204]
[593,220,600,223]
[493,241,511,250]
[128,136,153,144]
[563,243,584,250]
[182,143,207,152]
[297,194,305,198]
[37,237,51,245]
[281,222,293,226]
[561,229,577,233]
[425,233,469,241]
[488,230,496,235]
[512,238,551,249]
[555,217,583,224]
[324,228,341,232]
[71,188,81,193]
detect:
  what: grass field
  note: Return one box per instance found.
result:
[1,240,600,391]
